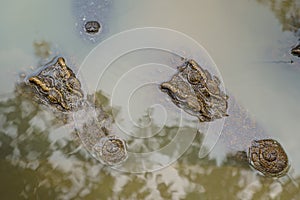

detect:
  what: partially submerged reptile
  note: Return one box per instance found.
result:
[23,56,128,166]
[160,59,290,177]
[20,55,290,176]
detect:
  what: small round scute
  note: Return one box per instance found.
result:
[248,139,290,177]
[84,21,101,34]
[92,135,128,166]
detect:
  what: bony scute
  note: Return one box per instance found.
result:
[248,139,290,177]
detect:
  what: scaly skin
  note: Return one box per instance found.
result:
[25,57,128,166]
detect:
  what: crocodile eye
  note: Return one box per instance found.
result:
[47,89,60,103]
[187,72,202,85]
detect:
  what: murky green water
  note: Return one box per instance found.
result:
[1,0,300,199]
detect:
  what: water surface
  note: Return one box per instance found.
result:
[1,0,300,199]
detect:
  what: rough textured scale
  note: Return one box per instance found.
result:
[249,139,289,177]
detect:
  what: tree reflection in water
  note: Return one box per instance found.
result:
[257,0,300,33]
[256,0,300,64]
[0,86,299,199]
